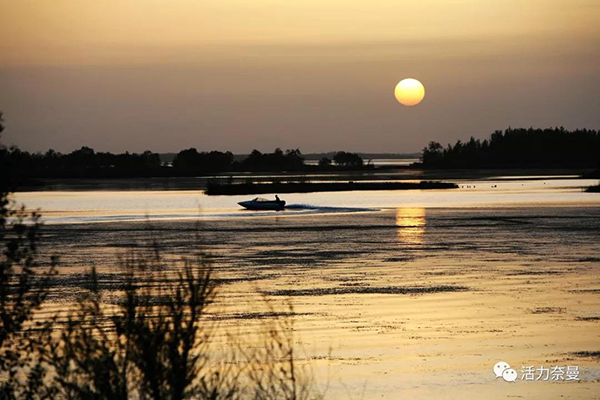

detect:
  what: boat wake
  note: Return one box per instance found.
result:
[37,204,378,224]
[284,204,376,213]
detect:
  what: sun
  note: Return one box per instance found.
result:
[394,78,425,106]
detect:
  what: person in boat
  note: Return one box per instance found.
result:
[275,195,282,204]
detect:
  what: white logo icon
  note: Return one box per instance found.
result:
[493,361,511,378]
[502,368,518,382]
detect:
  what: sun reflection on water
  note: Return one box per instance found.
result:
[396,207,426,245]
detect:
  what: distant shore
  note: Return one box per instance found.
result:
[11,168,596,192]
[205,181,458,195]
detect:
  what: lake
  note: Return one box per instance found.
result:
[12,176,599,224]
[10,175,600,399]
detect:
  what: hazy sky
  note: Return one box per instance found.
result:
[1,0,599,153]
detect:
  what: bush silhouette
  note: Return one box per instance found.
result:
[0,111,324,399]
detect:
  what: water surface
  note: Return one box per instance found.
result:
[12,176,600,399]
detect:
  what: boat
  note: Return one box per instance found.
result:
[238,197,286,211]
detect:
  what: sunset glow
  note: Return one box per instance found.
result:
[1,0,597,152]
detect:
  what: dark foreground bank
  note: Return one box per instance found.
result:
[205,180,458,195]
[585,184,600,193]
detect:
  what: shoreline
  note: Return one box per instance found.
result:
[11,167,595,192]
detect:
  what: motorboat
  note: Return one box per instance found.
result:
[238,197,286,211]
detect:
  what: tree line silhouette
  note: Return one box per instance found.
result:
[421,127,600,169]
[1,144,366,186]
[2,110,599,184]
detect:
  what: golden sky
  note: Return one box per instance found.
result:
[1,0,599,152]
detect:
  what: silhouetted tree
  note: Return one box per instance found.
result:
[420,127,600,169]
[0,144,165,180]
[332,151,363,167]
[241,148,305,172]
[173,148,234,173]
[318,157,331,167]
[421,141,443,166]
